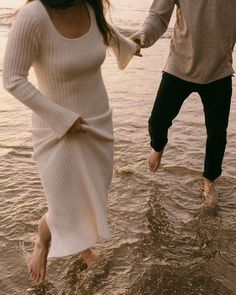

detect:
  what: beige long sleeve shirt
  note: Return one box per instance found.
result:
[138,0,236,84]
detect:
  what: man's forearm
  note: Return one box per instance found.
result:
[138,0,175,48]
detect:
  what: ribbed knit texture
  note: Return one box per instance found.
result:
[2,0,137,258]
[138,0,236,84]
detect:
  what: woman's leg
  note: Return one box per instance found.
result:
[80,248,98,265]
[28,214,51,283]
[28,214,98,283]
[148,72,192,171]
[199,76,232,206]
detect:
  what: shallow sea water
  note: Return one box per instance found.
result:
[0,1,236,294]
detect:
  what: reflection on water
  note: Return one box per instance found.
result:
[0,1,236,294]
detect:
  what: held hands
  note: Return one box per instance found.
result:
[130,32,146,57]
[135,44,142,57]
[68,117,89,133]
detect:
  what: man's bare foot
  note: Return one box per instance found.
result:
[80,248,98,266]
[148,149,164,172]
[203,179,219,207]
[28,238,49,284]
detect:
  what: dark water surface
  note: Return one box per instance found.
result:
[0,1,236,294]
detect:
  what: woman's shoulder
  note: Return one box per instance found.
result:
[16,0,47,27]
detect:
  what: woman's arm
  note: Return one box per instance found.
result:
[131,0,175,48]
[2,8,81,139]
[109,28,140,70]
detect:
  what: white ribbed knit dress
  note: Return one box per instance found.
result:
[3,0,137,258]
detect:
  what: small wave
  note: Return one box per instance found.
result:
[0,144,32,150]
[7,150,32,158]
[163,164,202,176]
[114,164,137,174]
[0,9,13,27]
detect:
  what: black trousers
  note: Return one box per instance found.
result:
[148,72,232,181]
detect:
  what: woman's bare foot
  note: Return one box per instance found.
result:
[148,148,164,172]
[28,238,49,284]
[80,248,98,266]
[203,179,219,207]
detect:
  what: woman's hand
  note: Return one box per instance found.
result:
[135,43,142,57]
[68,117,89,133]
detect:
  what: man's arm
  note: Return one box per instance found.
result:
[131,0,175,48]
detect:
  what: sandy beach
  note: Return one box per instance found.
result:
[0,1,236,294]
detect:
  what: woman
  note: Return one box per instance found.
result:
[3,0,139,284]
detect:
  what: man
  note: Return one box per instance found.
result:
[131,0,236,207]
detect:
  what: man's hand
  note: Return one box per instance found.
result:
[130,32,146,48]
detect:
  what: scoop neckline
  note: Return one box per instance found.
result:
[36,0,93,41]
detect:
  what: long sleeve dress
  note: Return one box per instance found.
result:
[2,0,137,258]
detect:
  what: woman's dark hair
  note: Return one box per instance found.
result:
[25,0,115,46]
[86,0,114,46]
